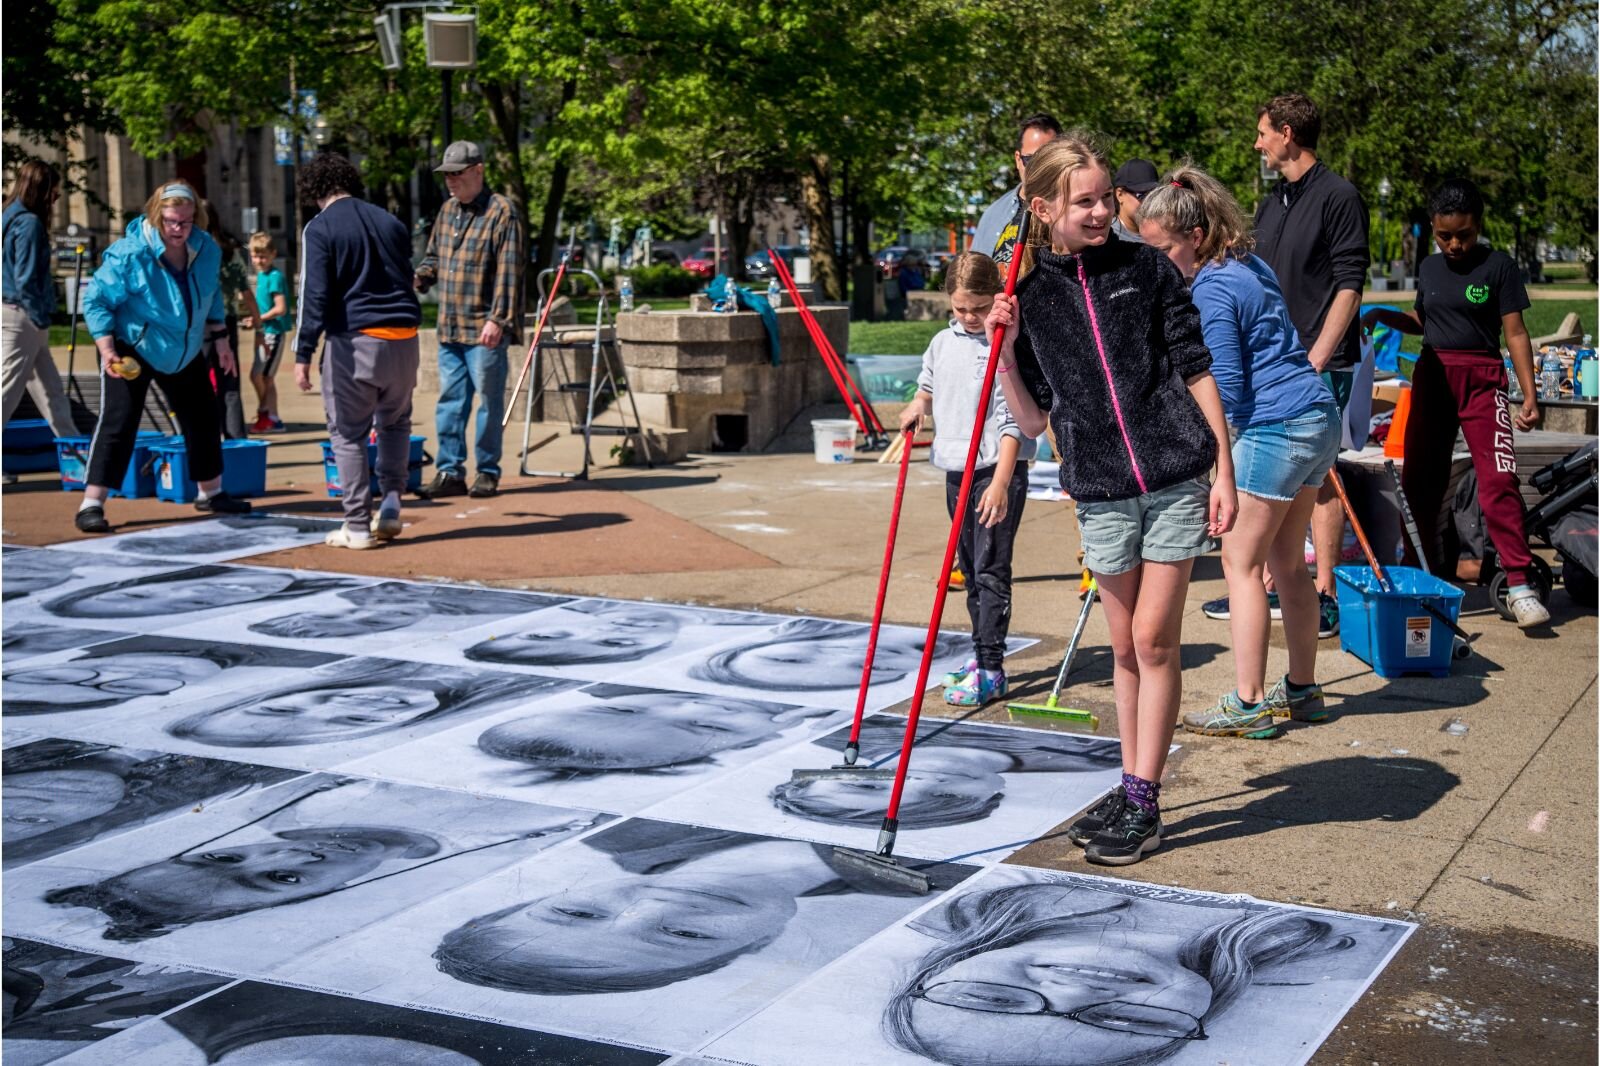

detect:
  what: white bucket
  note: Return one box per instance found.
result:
[811,419,857,464]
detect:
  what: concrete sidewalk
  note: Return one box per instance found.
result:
[6,351,1596,1064]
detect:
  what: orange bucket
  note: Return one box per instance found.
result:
[1384,385,1411,458]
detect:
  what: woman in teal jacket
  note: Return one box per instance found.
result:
[75,181,251,533]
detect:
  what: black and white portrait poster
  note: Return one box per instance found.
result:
[405,599,781,682]
[163,579,570,654]
[642,617,1009,712]
[342,682,845,816]
[49,514,343,564]
[3,636,344,729]
[3,738,302,870]
[2,624,124,663]
[705,864,1415,1066]
[1,937,229,1066]
[4,774,611,973]
[2,549,187,627]
[650,715,1126,862]
[58,981,668,1066]
[285,817,978,1052]
[53,657,579,773]
[24,564,368,637]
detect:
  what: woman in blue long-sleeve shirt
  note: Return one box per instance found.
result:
[1138,165,1341,740]
[74,181,251,533]
[2,161,80,450]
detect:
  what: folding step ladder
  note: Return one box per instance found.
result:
[517,266,655,479]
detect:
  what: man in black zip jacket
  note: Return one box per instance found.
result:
[1249,93,1369,637]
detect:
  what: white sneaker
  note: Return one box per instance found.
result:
[1506,586,1550,628]
[370,514,403,540]
[325,526,378,550]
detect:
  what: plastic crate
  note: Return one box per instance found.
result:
[321,435,428,497]
[151,438,270,503]
[1334,565,1465,679]
[5,419,60,473]
[846,354,923,404]
[221,439,269,498]
[56,432,164,498]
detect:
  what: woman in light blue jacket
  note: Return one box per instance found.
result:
[75,181,251,533]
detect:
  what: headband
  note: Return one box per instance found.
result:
[1171,180,1185,189]
[160,184,195,202]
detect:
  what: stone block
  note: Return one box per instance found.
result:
[906,291,947,321]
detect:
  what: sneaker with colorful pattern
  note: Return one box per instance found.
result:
[1181,691,1279,738]
[1264,675,1327,722]
[943,669,1007,707]
[940,659,979,688]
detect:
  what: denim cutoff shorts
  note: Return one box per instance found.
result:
[1075,476,1213,576]
[1232,402,1341,502]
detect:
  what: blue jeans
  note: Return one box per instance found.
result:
[435,342,508,478]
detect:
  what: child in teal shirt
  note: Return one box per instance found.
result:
[246,232,291,432]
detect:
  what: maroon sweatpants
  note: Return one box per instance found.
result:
[1401,349,1534,586]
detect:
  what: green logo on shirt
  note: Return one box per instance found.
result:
[1465,284,1490,304]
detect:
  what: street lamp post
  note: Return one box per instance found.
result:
[376,4,477,161]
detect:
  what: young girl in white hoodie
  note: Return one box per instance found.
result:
[898,252,1037,707]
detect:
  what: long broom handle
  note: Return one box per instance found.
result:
[770,252,885,436]
[501,240,576,430]
[877,217,1030,851]
[1047,586,1096,702]
[1384,459,1429,575]
[842,426,915,763]
[770,250,882,432]
[1326,466,1392,594]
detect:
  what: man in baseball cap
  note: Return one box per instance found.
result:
[1111,158,1159,243]
[415,140,523,498]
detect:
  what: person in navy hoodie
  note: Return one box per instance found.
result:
[986,133,1235,868]
[77,181,251,533]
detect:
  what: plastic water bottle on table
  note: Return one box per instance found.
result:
[767,276,782,309]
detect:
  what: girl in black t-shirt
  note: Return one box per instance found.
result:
[1362,178,1549,628]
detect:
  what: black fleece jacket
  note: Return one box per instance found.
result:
[1012,234,1217,502]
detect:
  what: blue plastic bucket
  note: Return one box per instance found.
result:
[321,435,428,497]
[1334,565,1465,679]
[56,432,163,498]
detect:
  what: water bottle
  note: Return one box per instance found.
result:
[618,275,634,312]
[721,278,738,314]
[1579,349,1598,399]
[767,277,782,309]
[1504,354,1521,401]
[1540,348,1562,400]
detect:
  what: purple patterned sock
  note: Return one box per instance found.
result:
[1122,772,1161,813]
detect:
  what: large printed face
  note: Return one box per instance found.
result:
[55,571,296,619]
[905,924,1212,1064]
[171,685,443,746]
[467,608,681,666]
[5,654,223,713]
[3,769,127,842]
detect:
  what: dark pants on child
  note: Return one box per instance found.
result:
[1402,349,1534,586]
[86,345,222,489]
[205,315,246,440]
[947,465,1028,670]
[322,331,420,531]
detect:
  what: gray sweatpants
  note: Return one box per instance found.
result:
[321,331,420,530]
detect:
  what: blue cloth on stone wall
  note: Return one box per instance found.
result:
[709,274,781,366]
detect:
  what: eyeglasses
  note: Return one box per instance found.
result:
[1019,153,1035,166]
[6,664,183,697]
[910,981,1207,1041]
[160,216,195,231]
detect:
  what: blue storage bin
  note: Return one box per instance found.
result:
[151,440,198,503]
[321,435,428,497]
[56,432,164,498]
[1334,565,1465,679]
[5,419,60,472]
[221,439,269,498]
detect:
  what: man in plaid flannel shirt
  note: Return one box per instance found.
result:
[414,141,523,499]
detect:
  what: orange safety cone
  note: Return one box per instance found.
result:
[1384,384,1412,459]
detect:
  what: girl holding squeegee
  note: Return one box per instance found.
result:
[987,133,1236,867]
[1134,166,1341,741]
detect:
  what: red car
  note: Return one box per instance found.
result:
[681,247,731,279]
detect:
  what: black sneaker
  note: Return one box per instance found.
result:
[468,472,500,498]
[1084,802,1162,866]
[1067,786,1126,847]
[1317,592,1340,638]
[194,491,252,515]
[74,505,111,534]
[419,472,468,499]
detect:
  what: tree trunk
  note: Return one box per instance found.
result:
[799,154,841,300]
[482,79,529,229]
[532,78,578,277]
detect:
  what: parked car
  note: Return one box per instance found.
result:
[744,245,806,279]
[926,250,957,274]
[681,247,731,278]
[875,246,929,280]
[648,248,682,268]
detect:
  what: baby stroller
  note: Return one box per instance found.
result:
[1445,441,1598,617]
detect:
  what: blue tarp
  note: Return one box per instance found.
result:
[708,275,781,366]
[1366,304,1405,375]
